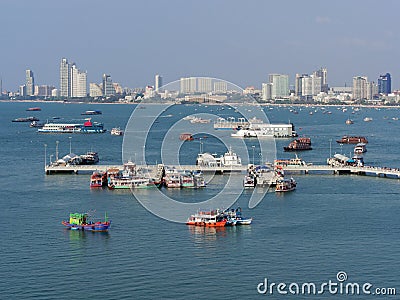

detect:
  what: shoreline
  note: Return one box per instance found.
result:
[1,99,400,109]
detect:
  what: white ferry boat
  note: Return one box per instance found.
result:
[231,123,297,138]
[38,119,106,134]
[196,147,242,167]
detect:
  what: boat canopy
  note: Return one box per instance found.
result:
[69,213,88,225]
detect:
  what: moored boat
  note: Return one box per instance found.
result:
[62,212,111,231]
[90,171,107,187]
[275,177,296,192]
[346,118,354,125]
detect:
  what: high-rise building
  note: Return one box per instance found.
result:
[261,83,272,101]
[353,76,368,100]
[180,77,197,94]
[366,81,378,100]
[213,81,227,93]
[89,83,103,98]
[60,58,70,97]
[197,78,212,93]
[314,67,328,92]
[102,74,115,96]
[268,74,289,99]
[378,73,391,95]
[155,74,162,92]
[25,70,35,96]
[70,64,87,97]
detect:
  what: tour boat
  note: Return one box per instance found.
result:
[107,161,158,189]
[196,147,242,167]
[38,118,106,133]
[354,143,367,154]
[283,137,312,151]
[90,171,107,188]
[186,210,228,227]
[275,178,297,192]
[62,212,111,231]
[111,127,124,136]
[336,136,368,144]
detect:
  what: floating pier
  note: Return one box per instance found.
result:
[44,163,400,179]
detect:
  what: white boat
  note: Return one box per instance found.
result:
[275,177,296,192]
[364,117,373,122]
[111,127,124,136]
[164,167,181,188]
[354,143,367,154]
[231,123,296,138]
[38,119,106,134]
[107,161,158,189]
[196,147,242,167]
[243,175,255,188]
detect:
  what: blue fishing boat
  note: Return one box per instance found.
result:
[62,212,111,231]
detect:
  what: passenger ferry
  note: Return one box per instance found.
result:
[283,137,312,152]
[107,161,158,189]
[231,123,297,138]
[274,155,308,167]
[186,210,228,227]
[196,147,242,167]
[275,177,297,192]
[38,119,106,133]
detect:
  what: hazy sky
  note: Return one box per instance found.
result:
[1,0,399,91]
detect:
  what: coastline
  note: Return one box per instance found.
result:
[2,99,400,109]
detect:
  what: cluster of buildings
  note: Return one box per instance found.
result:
[4,58,400,104]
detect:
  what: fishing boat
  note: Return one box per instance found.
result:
[62,212,111,231]
[107,161,158,189]
[354,143,367,154]
[336,136,368,144]
[275,177,296,192]
[283,137,312,151]
[229,207,252,225]
[90,171,107,187]
[186,210,227,227]
[81,110,102,115]
[110,127,124,136]
[38,118,106,133]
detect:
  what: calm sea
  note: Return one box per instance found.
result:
[0,102,399,299]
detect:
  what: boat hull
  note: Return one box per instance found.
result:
[62,221,111,232]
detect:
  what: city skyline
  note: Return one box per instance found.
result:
[0,0,399,91]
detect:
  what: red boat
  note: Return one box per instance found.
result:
[90,171,107,187]
[186,210,227,227]
[284,137,312,151]
[336,136,368,144]
[26,107,41,111]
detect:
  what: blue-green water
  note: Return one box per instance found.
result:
[0,102,399,299]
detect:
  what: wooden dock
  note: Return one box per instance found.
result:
[44,163,400,179]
